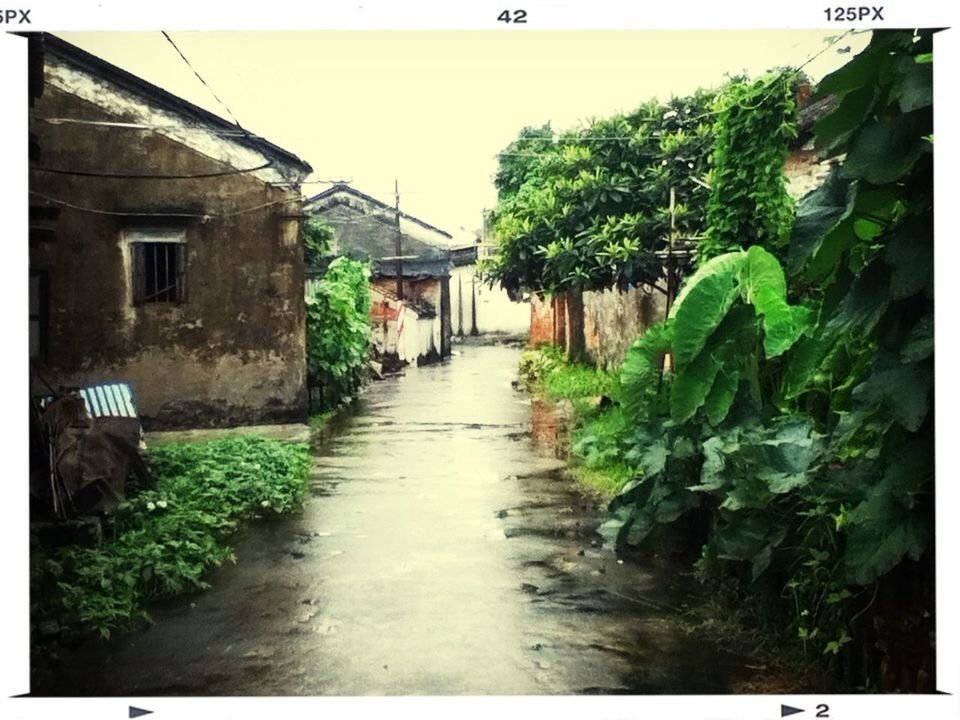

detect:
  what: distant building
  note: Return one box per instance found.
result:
[448,231,531,340]
[304,183,454,366]
[28,33,313,428]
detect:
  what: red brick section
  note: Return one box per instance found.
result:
[529,295,555,348]
[529,294,571,350]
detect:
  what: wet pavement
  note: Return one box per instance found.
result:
[36,344,742,695]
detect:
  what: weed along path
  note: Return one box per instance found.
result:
[41,344,746,695]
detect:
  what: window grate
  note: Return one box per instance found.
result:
[132,242,185,304]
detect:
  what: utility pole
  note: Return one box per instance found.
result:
[662,186,678,375]
[394,179,404,300]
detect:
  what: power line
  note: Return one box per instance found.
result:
[29,191,299,219]
[494,29,859,159]
[31,161,274,180]
[160,30,245,132]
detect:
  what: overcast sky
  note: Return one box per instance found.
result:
[58,30,869,236]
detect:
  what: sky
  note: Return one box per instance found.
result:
[58,30,870,237]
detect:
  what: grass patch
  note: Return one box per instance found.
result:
[571,404,637,498]
[519,346,619,401]
[31,435,310,640]
[571,461,637,497]
[309,409,337,429]
[520,347,636,497]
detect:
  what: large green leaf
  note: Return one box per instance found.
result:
[670,251,745,316]
[704,367,741,426]
[620,320,674,421]
[891,54,933,113]
[672,264,741,367]
[814,85,878,155]
[787,171,855,275]
[900,315,933,363]
[825,261,891,337]
[752,418,823,494]
[844,442,932,585]
[883,217,933,300]
[670,349,723,423]
[780,330,832,401]
[738,247,812,357]
[840,112,931,185]
[852,355,932,432]
[713,510,788,580]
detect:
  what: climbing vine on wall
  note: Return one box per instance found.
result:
[697,74,798,263]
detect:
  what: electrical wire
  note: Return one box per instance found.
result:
[493,29,859,158]
[29,190,300,219]
[31,161,274,180]
[160,30,245,132]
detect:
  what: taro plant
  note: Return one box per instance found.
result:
[602,30,934,682]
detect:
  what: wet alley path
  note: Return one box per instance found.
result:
[40,344,741,695]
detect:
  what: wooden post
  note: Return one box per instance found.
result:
[457,273,464,337]
[470,272,479,336]
[394,179,404,300]
[662,187,677,374]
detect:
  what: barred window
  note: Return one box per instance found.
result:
[126,229,186,304]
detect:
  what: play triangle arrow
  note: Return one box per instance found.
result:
[781,705,804,717]
[129,707,153,719]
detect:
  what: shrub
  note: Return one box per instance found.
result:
[31,436,311,639]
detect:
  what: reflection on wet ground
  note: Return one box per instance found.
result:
[35,345,742,695]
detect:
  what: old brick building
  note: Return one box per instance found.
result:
[28,34,313,428]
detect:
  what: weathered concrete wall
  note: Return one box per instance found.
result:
[785,147,833,200]
[30,83,307,429]
[450,265,530,337]
[583,286,667,370]
[529,287,666,370]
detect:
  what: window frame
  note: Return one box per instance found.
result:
[123,228,188,306]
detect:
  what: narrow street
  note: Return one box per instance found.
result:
[43,345,741,695]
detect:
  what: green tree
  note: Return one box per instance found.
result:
[482,92,716,359]
[306,257,372,410]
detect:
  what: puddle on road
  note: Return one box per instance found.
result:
[530,398,573,459]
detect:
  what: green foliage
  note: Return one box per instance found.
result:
[32,437,310,639]
[605,30,934,674]
[519,347,634,497]
[483,91,716,296]
[518,346,618,401]
[306,257,372,411]
[698,74,797,262]
[494,123,555,202]
[303,216,335,266]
